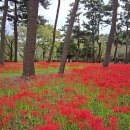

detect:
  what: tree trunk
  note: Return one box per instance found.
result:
[0,0,8,65]
[103,0,118,67]
[113,44,118,63]
[48,0,60,62]
[22,0,39,77]
[113,41,118,63]
[128,47,130,63]
[14,0,18,62]
[125,43,128,63]
[76,38,80,62]
[85,42,91,62]
[125,0,130,64]
[43,51,45,61]
[96,18,101,63]
[97,42,102,62]
[92,33,95,63]
[76,16,80,62]
[58,0,80,75]
[99,50,103,62]
[125,26,129,63]
[10,40,13,61]
[85,47,89,62]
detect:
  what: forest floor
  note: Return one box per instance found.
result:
[0,62,130,130]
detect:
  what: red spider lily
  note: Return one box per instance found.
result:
[8,101,16,109]
[39,104,45,109]
[50,91,58,98]
[113,106,130,113]
[36,123,60,130]
[60,106,74,117]
[21,109,28,115]
[2,118,9,125]
[2,113,14,125]
[43,111,57,123]
[78,122,86,129]
[35,96,42,102]
[64,87,74,92]
[88,117,110,130]
[25,99,34,106]
[35,62,49,69]
[41,90,49,95]
[0,108,3,115]
[31,111,40,116]
[109,116,118,130]
[21,119,28,124]
[76,109,94,120]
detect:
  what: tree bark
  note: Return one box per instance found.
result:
[22,0,39,77]
[76,15,80,62]
[43,51,45,61]
[99,50,103,62]
[14,0,18,62]
[0,0,8,65]
[96,18,101,63]
[97,42,102,62]
[124,0,130,63]
[128,47,130,63]
[113,44,118,63]
[92,32,95,62]
[113,39,118,63]
[103,0,118,67]
[125,26,129,63]
[76,38,80,61]
[58,0,80,75]
[10,40,13,61]
[48,0,60,62]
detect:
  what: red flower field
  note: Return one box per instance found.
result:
[0,62,130,130]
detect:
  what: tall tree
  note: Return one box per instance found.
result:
[14,0,18,62]
[72,7,82,62]
[73,17,81,62]
[58,0,80,75]
[81,0,104,62]
[59,3,82,62]
[103,0,118,67]
[121,0,130,63]
[22,0,39,77]
[113,23,122,63]
[0,0,8,65]
[48,0,60,62]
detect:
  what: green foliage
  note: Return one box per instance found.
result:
[37,24,61,61]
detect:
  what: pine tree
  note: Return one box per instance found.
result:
[48,0,61,62]
[81,0,104,62]
[103,0,118,67]
[58,0,80,75]
[22,0,40,78]
[0,0,8,65]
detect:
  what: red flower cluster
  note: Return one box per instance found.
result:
[0,62,130,129]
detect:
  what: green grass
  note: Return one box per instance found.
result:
[0,67,58,78]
